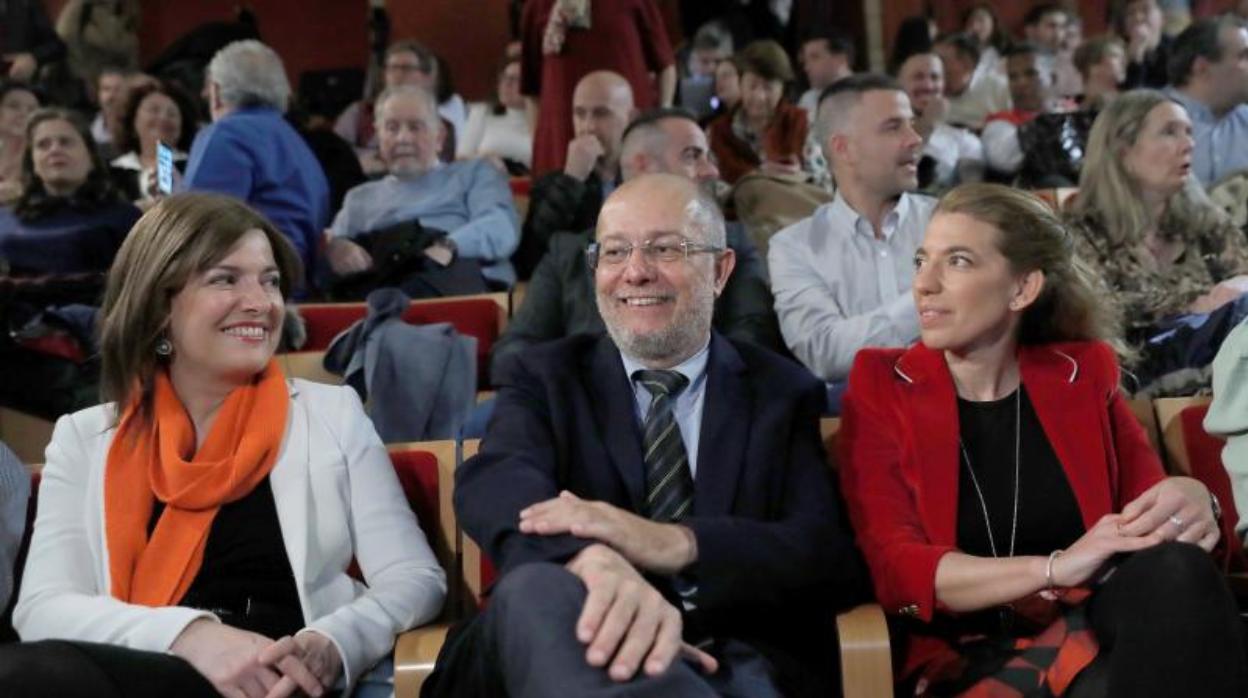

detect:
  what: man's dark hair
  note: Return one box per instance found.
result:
[1168,15,1247,87]
[1002,41,1048,61]
[621,106,698,144]
[1024,3,1068,27]
[801,30,855,59]
[935,32,982,65]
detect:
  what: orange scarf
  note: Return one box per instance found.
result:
[104,361,289,606]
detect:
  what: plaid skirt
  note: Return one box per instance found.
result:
[913,590,1098,698]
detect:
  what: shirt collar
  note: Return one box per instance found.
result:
[619,338,712,392]
[832,190,909,241]
[1167,89,1214,123]
[386,161,444,183]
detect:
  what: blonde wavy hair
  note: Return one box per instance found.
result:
[1071,88,1228,245]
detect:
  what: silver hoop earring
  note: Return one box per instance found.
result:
[155,337,173,357]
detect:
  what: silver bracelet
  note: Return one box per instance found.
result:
[1046,549,1065,591]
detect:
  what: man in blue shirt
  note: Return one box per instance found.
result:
[1166,15,1248,186]
[184,40,330,289]
[325,85,519,288]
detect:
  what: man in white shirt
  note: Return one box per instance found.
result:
[796,32,855,116]
[768,74,935,402]
[934,33,1012,130]
[1166,15,1248,186]
[897,51,984,190]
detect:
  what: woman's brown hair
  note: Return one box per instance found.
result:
[97,193,302,424]
[935,183,1124,350]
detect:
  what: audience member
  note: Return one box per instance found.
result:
[962,3,1010,77]
[184,40,330,291]
[890,16,937,75]
[427,173,867,698]
[839,182,1246,697]
[1165,15,1248,186]
[1,0,65,81]
[0,193,446,697]
[707,56,741,125]
[1067,90,1248,344]
[769,74,933,394]
[326,85,519,290]
[0,82,40,204]
[53,0,139,86]
[935,32,1012,130]
[1074,36,1127,110]
[89,65,129,157]
[0,442,25,617]
[0,108,139,279]
[706,39,808,185]
[108,81,198,206]
[1116,0,1172,88]
[457,56,533,175]
[1023,3,1070,55]
[336,40,463,174]
[521,0,675,177]
[796,32,855,115]
[981,43,1067,181]
[492,108,782,379]
[676,22,732,120]
[514,70,635,280]
[897,52,984,191]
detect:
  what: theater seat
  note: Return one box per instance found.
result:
[291,292,508,386]
[387,440,461,695]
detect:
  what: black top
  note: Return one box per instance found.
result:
[150,478,304,639]
[955,386,1085,559]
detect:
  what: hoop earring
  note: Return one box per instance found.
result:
[155,337,173,357]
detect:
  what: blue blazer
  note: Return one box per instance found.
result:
[456,332,868,695]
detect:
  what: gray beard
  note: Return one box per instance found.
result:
[598,282,715,367]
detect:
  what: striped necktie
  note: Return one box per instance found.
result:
[634,369,693,522]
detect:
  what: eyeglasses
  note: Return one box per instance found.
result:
[586,237,724,270]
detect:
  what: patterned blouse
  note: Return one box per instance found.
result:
[1065,211,1248,335]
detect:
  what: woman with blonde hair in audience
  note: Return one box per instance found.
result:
[108,80,199,206]
[0,193,446,697]
[706,39,808,184]
[1067,89,1248,345]
[840,182,1245,697]
[456,55,532,175]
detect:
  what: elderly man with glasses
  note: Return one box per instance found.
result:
[425,172,867,698]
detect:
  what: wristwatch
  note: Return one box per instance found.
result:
[1210,491,1223,522]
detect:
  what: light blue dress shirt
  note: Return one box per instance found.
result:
[329,159,521,286]
[1168,90,1248,186]
[618,339,710,476]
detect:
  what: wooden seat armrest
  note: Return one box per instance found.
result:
[837,603,893,698]
[394,623,451,696]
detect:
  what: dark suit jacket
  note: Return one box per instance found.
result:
[838,341,1167,677]
[489,222,785,381]
[513,169,606,280]
[457,332,868,695]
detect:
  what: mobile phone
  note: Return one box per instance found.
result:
[156,140,174,195]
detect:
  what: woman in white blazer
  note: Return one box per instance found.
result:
[2,193,445,698]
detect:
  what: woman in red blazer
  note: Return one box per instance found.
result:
[839,183,1246,697]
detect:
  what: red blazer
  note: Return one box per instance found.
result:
[838,341,1165,675]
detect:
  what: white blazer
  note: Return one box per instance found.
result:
[14,379,447,688]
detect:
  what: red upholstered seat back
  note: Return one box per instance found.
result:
[388,449,441,541]
[1178,404,1247,571]
[296,297,504,385]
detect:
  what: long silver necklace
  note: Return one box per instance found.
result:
[958,388,1021,559]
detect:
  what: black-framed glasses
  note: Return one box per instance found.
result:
[586,237,724,270]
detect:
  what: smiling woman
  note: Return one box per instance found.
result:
[0,193,447,697]
[839,183,1246,697]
